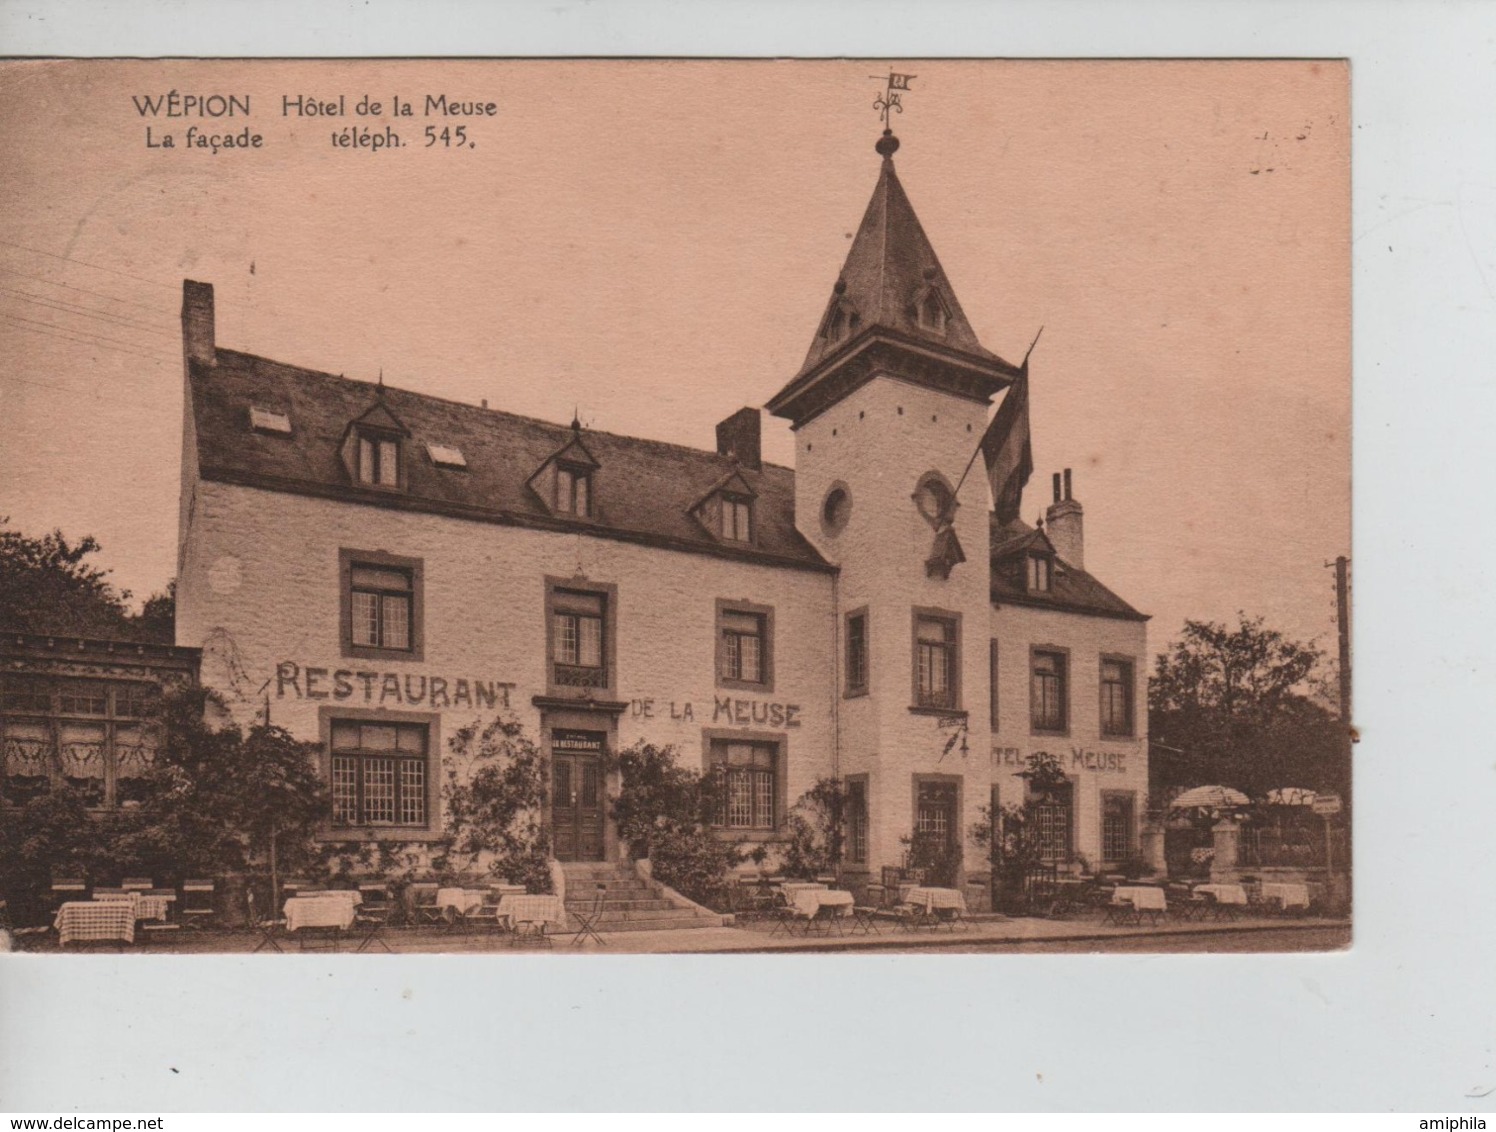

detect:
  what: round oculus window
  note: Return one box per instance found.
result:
[914,475,954,526]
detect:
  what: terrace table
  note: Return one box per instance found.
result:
[55,900,136,947]
[436,887,490,916]
[786,887,854,934]
[900,886,968,930]
[283,893,360,933]
[1193,883,1249,920]
[496,894,567,933]
[1258,882,1311,911]
[1109,885,1167,925]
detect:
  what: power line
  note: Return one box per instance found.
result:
[0,238,181,293]
[0,287,176,337]
[0,263,169,314]
[0,312,175,363]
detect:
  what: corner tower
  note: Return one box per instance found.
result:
[767,130,1020,884]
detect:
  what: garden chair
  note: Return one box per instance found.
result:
[247,889,285,953]
[180,879,219,930]
[139,889,183,944]
[461,887,510,937]
[353,883,395,953]
[569,883,607,947]
[410,884,445,928]
[48,876,88,915]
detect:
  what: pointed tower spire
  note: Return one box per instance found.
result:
[766,133,1020,427]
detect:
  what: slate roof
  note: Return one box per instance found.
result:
[989,515,1148,622]
[766,147,1019,426]
[189,348,833,573]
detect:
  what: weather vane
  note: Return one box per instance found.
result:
[871,71,915,126]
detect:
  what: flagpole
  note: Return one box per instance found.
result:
[949,325,1044,506]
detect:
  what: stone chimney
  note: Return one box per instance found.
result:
[1045,467,1084,570]
[181,279,216,368]
[715,406,762,471]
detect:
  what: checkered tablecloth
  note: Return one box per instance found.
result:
[283,895,359,932]
[55,901,136,946]
[789,888,854,918]
[496,894,567,929]
[1259,882,1311,909]
[1114,885,1168,912]
[904,886,967,914]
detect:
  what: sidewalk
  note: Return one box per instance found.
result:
[9,911,1349,955]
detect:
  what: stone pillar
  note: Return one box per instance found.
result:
[1211,818,1241,882]
[1140,817,1168,879]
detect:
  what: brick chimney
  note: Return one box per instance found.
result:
[1045,467,1084,570]
[181,279,215,367]
[715,406,762,471]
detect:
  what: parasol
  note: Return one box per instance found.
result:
[1264,787,1318,806]
[1169,784,1250,810]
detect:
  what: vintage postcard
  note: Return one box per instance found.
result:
[0,59,1350,955]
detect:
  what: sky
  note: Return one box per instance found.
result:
[0,58,1350,660]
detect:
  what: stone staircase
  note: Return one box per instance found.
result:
[559,862,725,933]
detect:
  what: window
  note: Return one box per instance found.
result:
[356,432,401,487]
[552,588,607,688]
[1,677,160,808]
[1027,554,1052,592]
[847,778,868,865]
[711,740,777,831]
[1034,785,1073,864]
[845,609,869,697]
[721,495,752,542]
[913,474,954,527]
[989,639,1000,732]
[341,550,423,662]
[249,406,292,434]
[329,720,428,828]
[821,484,851,535]
[426,443,467,469]
[1031,649,1068,733]
[556,465,592,517]
[918,288,948,334]
[1100,658,1135,737]
[914,613,958,710]
[1102,792,1136,864]
[720,610,766,685]
[350,564,413,651]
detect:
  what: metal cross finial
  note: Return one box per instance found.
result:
[872,71,915,127]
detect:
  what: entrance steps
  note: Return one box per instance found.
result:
[559,862,724,933]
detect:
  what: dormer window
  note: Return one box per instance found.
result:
[917,287,949,334]
[1027,553,1052,593]
[825,304,861,345]
[556,465,592,517]
[721,495,753,542]
[357,433,401,487]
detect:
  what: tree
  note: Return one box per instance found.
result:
[1149,614,1347,799]
[0,518,175,643]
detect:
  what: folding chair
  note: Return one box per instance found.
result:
[570,883,608,947]
[411,884,445,928]
[48,876,88,916]
[247,890,285,953]
[180,879,219,930]
[139,889,182,944]
[353,883,395,953]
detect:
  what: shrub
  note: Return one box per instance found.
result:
[434,714,552,893]
[781,776,846,880]
[607,740,748,909]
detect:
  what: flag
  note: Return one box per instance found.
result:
[888,73,915,90]
[981,359,1033,524]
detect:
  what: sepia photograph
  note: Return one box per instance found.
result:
[0,58,1352,957]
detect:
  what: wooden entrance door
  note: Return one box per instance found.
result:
[552,729,605,861]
